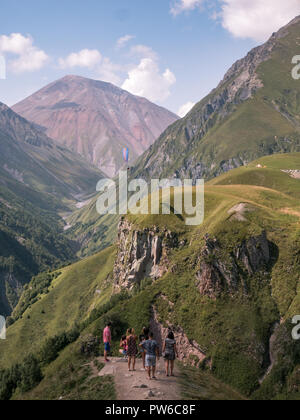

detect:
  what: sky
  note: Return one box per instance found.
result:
[0,0,300,116]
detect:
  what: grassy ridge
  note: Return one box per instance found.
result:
[1,153,300,400]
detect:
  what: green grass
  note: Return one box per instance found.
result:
[179,364,247,400]
[0,246,116,368]
[131,19,300,183]
[3,152,300,400]
[209,153,300,199]
[13,341,116,400]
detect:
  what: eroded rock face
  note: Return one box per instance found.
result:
[150,306,206,367]
[236,232,270,275]
[113,219,179,291]
[0,272,23,317]
[196,232,270,299]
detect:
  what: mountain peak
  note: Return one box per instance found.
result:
[58,74,113,86]
[12,75,178,176]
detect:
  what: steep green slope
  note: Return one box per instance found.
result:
[0,182,75,315]
[0,246,116,367]
[132,17,300,182]
[65,201,119,258]
[1,153,299,400]
[0,103,103,200]
[0,103,104,315]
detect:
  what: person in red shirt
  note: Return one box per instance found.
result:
[103,322,112,362]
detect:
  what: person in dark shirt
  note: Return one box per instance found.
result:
[126,328,138,371]
[162,331,178,376]
[140,332,160,380]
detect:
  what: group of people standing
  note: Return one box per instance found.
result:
[103,323,178,379]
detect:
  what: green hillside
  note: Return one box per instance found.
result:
[1,153,299,400]
[0,246,116,367]
[0,103,103,200]
[67,17,300,259]
[65,201,119,258]
[131,17,300,183]
[0,103,104,315]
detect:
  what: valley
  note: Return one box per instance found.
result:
[0,102,104,315]
[1,153,300,400]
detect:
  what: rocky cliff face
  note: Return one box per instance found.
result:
[196,232,271,299]
[113,219,180,291]
[0,272,23,316]
[150,305,207,367]
[13,75,179,177]
[113,218,271,299]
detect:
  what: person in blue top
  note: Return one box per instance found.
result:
[139,331,160,380]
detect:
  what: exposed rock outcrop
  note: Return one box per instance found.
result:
[196,232,270,299]
[0,272,23,316]
[282,170,300,179]
[150,306,207,367]
[113,219,179,291]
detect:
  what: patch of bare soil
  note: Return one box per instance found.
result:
[228,203,254,222]
[280,208,300,217]
[97,357,180,400]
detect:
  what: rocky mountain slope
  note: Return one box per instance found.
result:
[66,17,300,259]
[0,102,103,315]
[132,16,300,182]
[0,102,102,198]
[1,153,299,400]
[12,75,179,176]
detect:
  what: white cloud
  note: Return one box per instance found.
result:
[220,0,300,42]
[59,49,102,69]
[122,58,176,102]
[97,57,122,85]
[0,33,48,73]
[171,0,300,42]
[0,33,32,54]
[171,0,204,16]
[116,34,135,49]
[129,44,158,61]
[59,48,121,85]
[177,101,195,117]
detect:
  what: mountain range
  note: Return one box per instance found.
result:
[12,75,179,177]
[64,15,300,259]
[0,16,300,401]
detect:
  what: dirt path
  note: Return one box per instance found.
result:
[97,357,181,400]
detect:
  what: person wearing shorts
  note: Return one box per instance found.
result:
[103,322,112,362]
[140,332,160,380]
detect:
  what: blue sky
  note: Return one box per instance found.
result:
[0,0,299,115]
